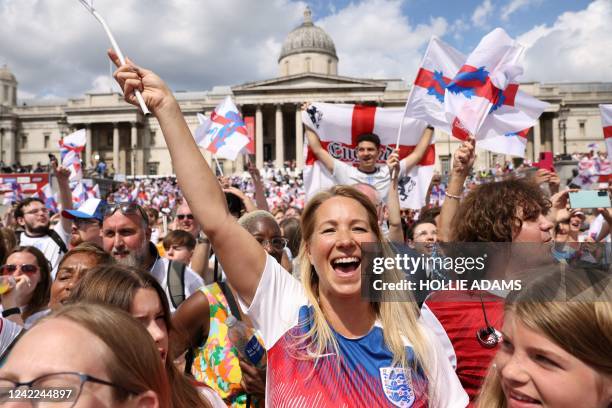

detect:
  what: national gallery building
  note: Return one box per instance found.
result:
[1,8,611,176]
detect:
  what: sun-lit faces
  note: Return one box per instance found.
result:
[307,196,376,298]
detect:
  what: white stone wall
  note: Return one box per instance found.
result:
[279,52,338,76]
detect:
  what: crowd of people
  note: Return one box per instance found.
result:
[0,51,609,408]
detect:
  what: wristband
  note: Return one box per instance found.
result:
[2,307,21,318]
[445,191,462,200]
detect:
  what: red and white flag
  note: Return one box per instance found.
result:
[404,34,548,157]
[445,28,524,138]
[302,103,435,209]
[194,96,249,161]
[600,104,612,162]
[71,182,88,206]
[59,129,86,182]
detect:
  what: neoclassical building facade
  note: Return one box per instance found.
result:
[1,7,612,176]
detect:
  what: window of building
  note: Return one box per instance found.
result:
[440,155,451,175]
[149,130,156,147]
[2,85,8,103]
[20,133,28,149]
[327,59,333,75]
[43,133,50,149]
[304,57,311,73]
[579,120,586,139]
[147,162,159,175]
[107,131,113,147]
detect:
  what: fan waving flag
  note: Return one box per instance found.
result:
[302,102,435,209]
[194,96,249,160]
[404,34,548,157]
[600,105,612,162]
[59,129,86,182]
[445,28,524,139]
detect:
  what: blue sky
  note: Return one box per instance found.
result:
[0,0,609,99]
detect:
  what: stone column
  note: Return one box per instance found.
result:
[255,105,263,168]
[85,124,92,170]
[275,104,284,168]
[4,126,16,165]
[295,105,304,169]
[130,122,138,175]
[533,119,542,161]
[552,117,559,156]
[112,122,119,175]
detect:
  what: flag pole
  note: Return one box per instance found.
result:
[395,36,435,149]
[77,0,151,115]
[214,156,224,176]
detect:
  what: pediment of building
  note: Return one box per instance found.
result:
[232,73,386,95]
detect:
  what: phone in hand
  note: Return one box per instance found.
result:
[569,190,611,209]
[48,153,58,165]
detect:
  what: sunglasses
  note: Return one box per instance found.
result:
[176,214,194,221]
[104,203,149,227]
[1,264,39,275]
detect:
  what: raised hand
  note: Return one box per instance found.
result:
[386,149,400,184]
[452,137,476,177]
[108,49,172,114]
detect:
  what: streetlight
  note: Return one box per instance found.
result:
[558,105,569,157]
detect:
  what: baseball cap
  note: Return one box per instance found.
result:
[62,198,107,222]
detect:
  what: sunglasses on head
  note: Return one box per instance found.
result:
[104,203,149,227]
[1,264,39,275]
[176,214,194,221]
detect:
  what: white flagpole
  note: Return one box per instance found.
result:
[395,37,435,149]
[214,156,224,176]
[77,0,151,115]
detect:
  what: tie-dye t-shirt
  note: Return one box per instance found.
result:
[238,255,469,408]
[190,283,262,407]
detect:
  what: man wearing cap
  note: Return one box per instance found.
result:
[102,203,204,312]
[61,198,106,248]
[14,165,73,278]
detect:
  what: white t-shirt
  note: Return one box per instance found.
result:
[149,254,204,313]
[19,222,70,279]
[238,254,468,407]
[333,159,407,202]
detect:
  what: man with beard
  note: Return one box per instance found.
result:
[14,166,73,278]
[61,198,105,249]
[101,203,203,312]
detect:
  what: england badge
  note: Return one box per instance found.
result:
[379,367,415,407]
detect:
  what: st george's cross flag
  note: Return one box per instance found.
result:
[59,129,86,182]
[404,32,548,157]
[194,96,249,161]
[38,183,58,212]
[600,105,612,162]
[444,28,524,138]
[302,102,435,209]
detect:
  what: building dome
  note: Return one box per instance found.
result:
[0,65,16,82]
[279,7,337,62]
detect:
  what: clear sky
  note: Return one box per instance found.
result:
[0,0,609,101]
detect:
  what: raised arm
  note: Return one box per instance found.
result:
[386,149,405,243]
[109,50,265,305]
[247,163,270,212]
[438,138,475,242]
[54,163,73,234]
[401,126,434,171]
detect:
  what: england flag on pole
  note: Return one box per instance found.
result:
[404,32,548,157]
[302,103,435,209]
[600,104,612,162]
[445,28,524,138]
[59,129,86,182]
[194,96,249,161]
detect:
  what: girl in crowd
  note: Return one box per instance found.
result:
[48,242,114,309]
[68,264,221,408]
[477,270,611,407]
[172,210,284,407]
[422,139,555,402]
[0,246,51,327]
[0,303,170,407]
[110,51,466,407]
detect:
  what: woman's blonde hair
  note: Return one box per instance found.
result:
[50,303,171,406]
[477,269,612,407]
[295,185,436,400]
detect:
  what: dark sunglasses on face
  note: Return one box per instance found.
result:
[177,214,195,221]
[103,203,149,227]
[1,264,39,275]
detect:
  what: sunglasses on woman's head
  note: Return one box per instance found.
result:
[1,264,39,275]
